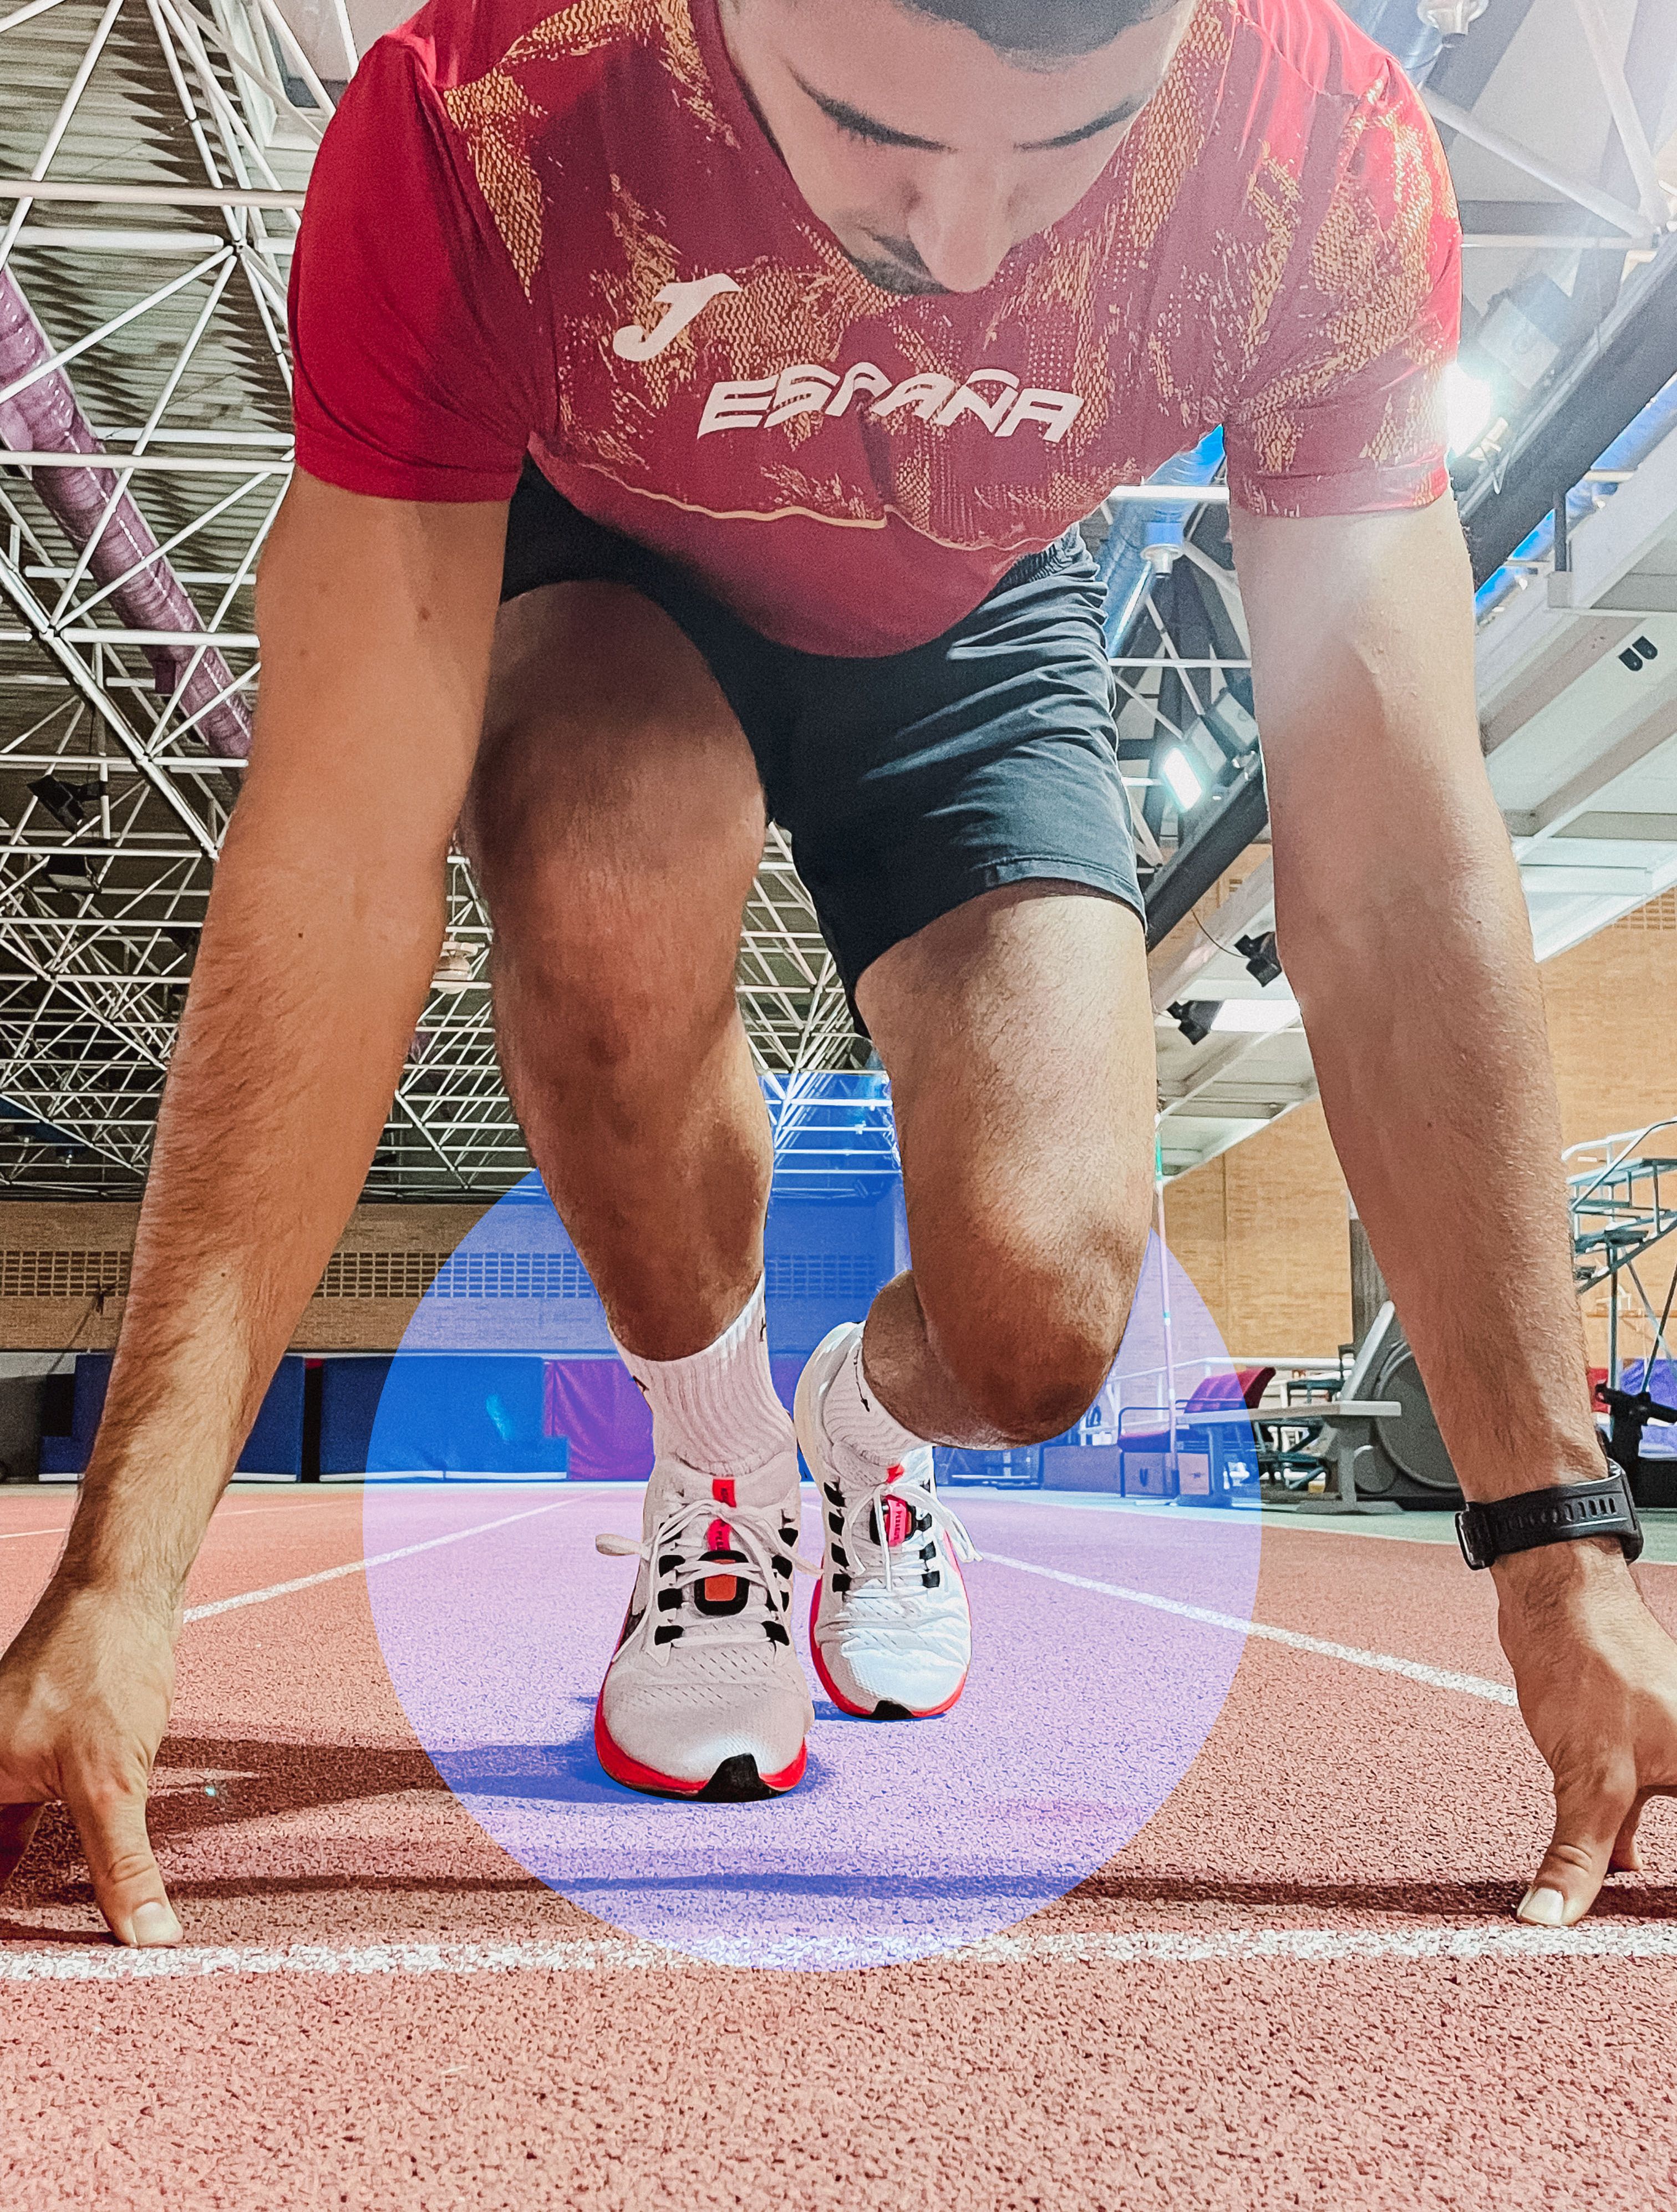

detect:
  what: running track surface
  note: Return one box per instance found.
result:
[3,1481,1675,2210]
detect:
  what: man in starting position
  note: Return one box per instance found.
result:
[3,0,1676,1940]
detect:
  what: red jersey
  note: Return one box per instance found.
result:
[289,0,1459,657]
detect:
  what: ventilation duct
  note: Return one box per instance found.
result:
[0,267,252,759]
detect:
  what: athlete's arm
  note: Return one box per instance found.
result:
[1231,492,1677,1924]
[0,473,509,1945]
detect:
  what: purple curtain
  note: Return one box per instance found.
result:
[541,1356,809,1480]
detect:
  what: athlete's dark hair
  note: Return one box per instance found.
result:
[900,0,1185,61]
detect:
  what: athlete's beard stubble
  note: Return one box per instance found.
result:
[844,232,949,296]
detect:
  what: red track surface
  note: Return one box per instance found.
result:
[3,1482,1676,2210]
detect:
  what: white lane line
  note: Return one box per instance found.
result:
[181,1494,571,1623]
[5,1921,1677,1982]
[0,1498,355,1545]
[982,1553,1517,1706]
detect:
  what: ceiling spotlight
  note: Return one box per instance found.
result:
[43,855,94,893]
[1235,930,1283,988]
[1160,747,1205,811]
[431,940,475,993]
[28,774,98,833]
[1167,1000,1214,1046]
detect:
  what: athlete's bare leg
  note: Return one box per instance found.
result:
[467,587,1155,1427]
[460,583,770,1361]
[856,889,1157,1445]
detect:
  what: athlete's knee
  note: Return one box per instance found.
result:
[922,1223,1147,1446]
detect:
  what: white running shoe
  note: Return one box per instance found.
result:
[794,1324,978,1721]
[593,1453,816,1799]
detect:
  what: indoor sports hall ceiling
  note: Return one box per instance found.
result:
[0,0,1673,1197]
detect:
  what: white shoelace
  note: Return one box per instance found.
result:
[825,1465,979,1656]
[597,1494,819,1665]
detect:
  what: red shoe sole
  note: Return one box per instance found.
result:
[807,1577,969,1719]
[592,1695,808,1799]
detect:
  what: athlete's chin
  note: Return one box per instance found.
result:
[841,250,948,298]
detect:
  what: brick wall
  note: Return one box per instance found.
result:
[3,891,1671,1367]
[1163,1104,1353,1359]
[1163,889,1677,1360]
[0,1202,495,1354]
[1542,888,1677,1363]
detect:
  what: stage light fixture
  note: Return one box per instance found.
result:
[431,940,475,992]
[1235,930,1283,987]
[28,774,98,833]
[1167,1000,1214,1046]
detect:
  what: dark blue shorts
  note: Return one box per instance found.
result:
[501,465,1143,1022]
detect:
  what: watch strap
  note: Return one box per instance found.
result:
[1456,1469,1643,1571]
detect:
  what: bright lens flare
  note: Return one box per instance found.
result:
[1210,996,1299,1034]
[1161,747,1204,810]
[1446,364,1496,457]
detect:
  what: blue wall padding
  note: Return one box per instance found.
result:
[319,1356,392,1476]
[319,1351,813,1481]
[372,1356,570,1476]
[70,1350,110,1456]
[240,1356,306,1475]
[49,1351,306,1476]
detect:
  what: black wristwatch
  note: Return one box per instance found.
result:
[1456,1467,1643,1571]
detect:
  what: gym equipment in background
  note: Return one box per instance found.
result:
[1307,1303,1463,1511]
[1568,1121,1677,1508]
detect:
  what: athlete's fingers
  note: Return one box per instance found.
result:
[64,1781,180,1947]
[0,1801,44,1888]
[1518,1767,1637,1926]
[1608,1793,1649,1875]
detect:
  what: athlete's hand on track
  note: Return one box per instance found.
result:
[0,1578,181,1946]
[1496,1539,1677,1926]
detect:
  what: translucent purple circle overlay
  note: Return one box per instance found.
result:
[363,1178,1260,1970]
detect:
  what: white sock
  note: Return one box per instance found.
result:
[821,1325,928,1468]
[612,1279,792,1481]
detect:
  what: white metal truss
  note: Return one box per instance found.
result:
[0,0,892,1195]
[3,0,1667,1200]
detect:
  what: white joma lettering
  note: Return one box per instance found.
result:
[695,362,1084,443]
